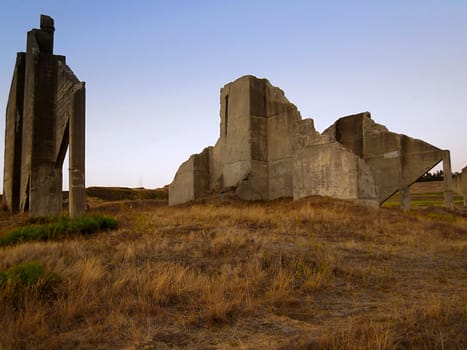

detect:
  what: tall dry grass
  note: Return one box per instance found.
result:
[0,196,466,349]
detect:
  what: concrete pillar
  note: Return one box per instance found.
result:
[442,150,454,210]
[399,185,411,211]
[3,53,25,213]
[22,20,62,217]
[69,84,86,218]
[399,135,411,210]
[462,166,467,207]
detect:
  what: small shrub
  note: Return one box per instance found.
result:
[0,215,118,247]
[0,261,60,301]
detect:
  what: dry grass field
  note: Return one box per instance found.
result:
[383,181,464,208]
[0,186,466,349]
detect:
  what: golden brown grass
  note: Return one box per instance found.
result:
[0,196,466,349]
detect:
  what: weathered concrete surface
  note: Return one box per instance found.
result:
[2,15,86,217]
[2,53,25,213]
[454,167,467,206]
[169,147,211,206]
[169,76,379,206]
[171,76,304,203]
[442,151,455,210]
[323,113,452,208]
[170,75,457,209]
[293,120,379,206]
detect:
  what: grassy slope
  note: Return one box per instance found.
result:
[383,181,464,207]
[0,189,466,349]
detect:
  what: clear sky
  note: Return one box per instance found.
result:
[1,1,466,189]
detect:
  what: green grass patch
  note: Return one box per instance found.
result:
[0,214,118,247]
[0,261,60,299]
[383,191,463,208]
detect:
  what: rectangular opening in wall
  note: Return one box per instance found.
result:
[225,94,229,137]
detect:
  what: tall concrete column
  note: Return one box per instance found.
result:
[399,135,411,210]
[22,18,62,217]
[399,185,411,211]
[442,150,454,210]
[69,84,86,218]
[3,53,25,213]
[462,166,467,207]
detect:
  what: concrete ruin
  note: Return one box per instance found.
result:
[2,15,86,218]
[323,113,455,210]
[453,167,467,207]
[169,75,460,209]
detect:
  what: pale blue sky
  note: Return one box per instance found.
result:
[1,1,466,189]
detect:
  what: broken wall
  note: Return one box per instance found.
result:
[216,77,252,188]
[293,120,379,206]
[169,76,455,209]
[169,76,380,206]
[169,147,211,206]
[231,76,302,200]
[323,113,447,208]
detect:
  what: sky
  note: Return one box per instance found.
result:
[0,1,466,189]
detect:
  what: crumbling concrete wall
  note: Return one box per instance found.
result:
[323,113,452,209]
[230,76,302,200]
[169,76,455,209]
[170,75,303,203]
[293,120,379,206]
[169,76,379,206]
[2,15,85,217]
[169,147,211,206]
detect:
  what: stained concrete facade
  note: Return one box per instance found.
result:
[293,119,378,206]
[170,75,456,209]
[323,113,454,209]
[2,15,85,217]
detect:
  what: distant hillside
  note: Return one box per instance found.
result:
[85,186,168,202]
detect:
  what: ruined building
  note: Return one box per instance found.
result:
[2,15,85,218]
[170,75,463,208]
